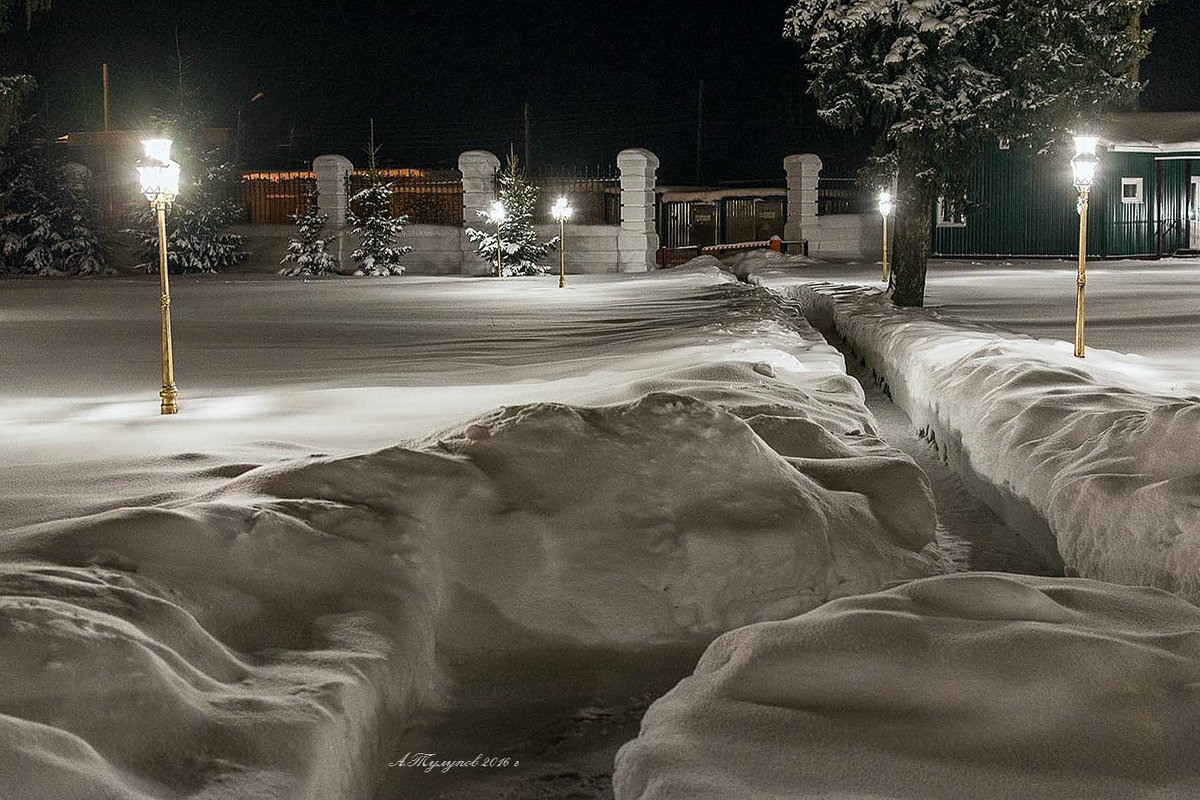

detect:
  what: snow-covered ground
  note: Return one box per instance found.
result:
[736,251,1200,397]
[750,266,1200,604]
[0,263,940,798]
[615,572,1200,800]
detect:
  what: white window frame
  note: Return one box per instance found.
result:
[1121,177,1144,205]
[936,196,966,228]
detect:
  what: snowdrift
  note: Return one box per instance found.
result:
[614,572,1200,800]
[0,386,938,799]
[760,278,1200,603]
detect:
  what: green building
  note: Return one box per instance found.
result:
[932,112,1200,258]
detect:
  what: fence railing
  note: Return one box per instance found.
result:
[530,176,621,225]
[238,171,314,224]
[348,169,464,226]
[818,177,872,216]
[659,196,786,249]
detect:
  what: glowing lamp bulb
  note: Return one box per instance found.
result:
[551,196,573,222]
[1071,134,1100,190]
[877,191,893,216]
[142,138,173,165]
[489,201,506,224]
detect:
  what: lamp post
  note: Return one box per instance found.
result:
[551,196,573,288]
[877,191,893,283]
[1071,134,1100,359]
[136,138,182,414]
[488,200,506,278]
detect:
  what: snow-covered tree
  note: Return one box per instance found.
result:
[466,155,558,277]
[347,177,411,276]
[785,0,1155,306]
[279,186,341,277]
[0,148,107,275]
[0,0,50,150]
[124,112,247,275]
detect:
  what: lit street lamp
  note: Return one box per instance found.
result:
[877,191,893,283]
[137,138,182,414]
[1070,134,1100,359]
[551,196,573,288]
[487,200,506,278]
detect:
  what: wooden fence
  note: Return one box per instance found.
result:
[238,171,314,224]
[347,169,464,225]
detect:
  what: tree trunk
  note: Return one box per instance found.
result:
[890,147,937,308]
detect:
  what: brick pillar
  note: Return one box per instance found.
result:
[784,153,822,250]
[618,148,659,272]
[458,150,500,276]
[313,154,354,271]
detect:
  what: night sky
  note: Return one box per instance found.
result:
[6,0,1199,184]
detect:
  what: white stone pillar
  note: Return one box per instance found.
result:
[458,150,500,276]
[617,148,659,272]
[313,154,354,228]
[312,154,354,271]
[784,153,822,251]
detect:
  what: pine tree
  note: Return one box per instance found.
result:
[0,1,48,150]
[465,154,558,277]
[785,0,1155,306]
[279,186,341,276]
[346,120,411,276]
[123,112,247,274]
[347,178,411,276]
[0,146,108,276]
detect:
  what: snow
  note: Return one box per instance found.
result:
[748,259,1200,604]
[614,572,1200,800]
[0,264,939,798]
[738,252,1200,397]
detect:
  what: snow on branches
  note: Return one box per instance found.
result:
[0,152,107,276]
[347,178,411,276]
[279,186,342,277]
[465,155,558,277]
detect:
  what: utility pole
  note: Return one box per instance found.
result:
[696,80,705,185]
[101,62,109,131]
[523,101,532,171]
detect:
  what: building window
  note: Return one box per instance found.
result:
[936,197,966,228]
[1121,177,1144,205]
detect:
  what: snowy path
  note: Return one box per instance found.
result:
[824,326,1060,576]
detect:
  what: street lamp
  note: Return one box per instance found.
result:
[1071,134,1100,358]
[487,200,506,278]
[137,137,182,414]
[551,196,573,288]
[877,191,893,283]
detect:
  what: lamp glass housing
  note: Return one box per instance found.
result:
[139,138,181,202]
[488,201,507,224]
[877,191,893,216]
[1071,134,1100,190]
[142,138,173,164]
[138,161,181,202]
[551,196,574,222]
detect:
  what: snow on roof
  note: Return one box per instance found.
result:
[1102,112,1200,153]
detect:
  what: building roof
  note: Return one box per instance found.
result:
[1102,112,1200,153]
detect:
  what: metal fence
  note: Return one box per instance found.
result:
[817,176,872,215]
[238,171,314,224]
[530,175,621,225]
[348,169,464,225]
[658,196,786,249]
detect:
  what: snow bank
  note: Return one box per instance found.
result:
[614,572,1200,800]
[1,387,938,798]
[758,277,1200,602]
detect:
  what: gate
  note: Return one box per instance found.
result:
[659,195,786,249]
